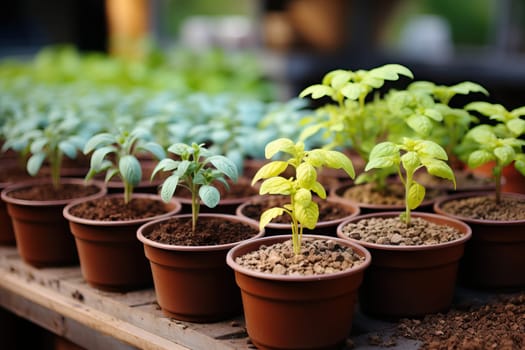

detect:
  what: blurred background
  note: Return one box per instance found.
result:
[1,0,525,105]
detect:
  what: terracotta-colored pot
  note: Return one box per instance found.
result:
[0,179,16,246]
[433,192,525,289]
[63,193,181,292]
[226,234,371,350]
[470,161,524,194]
[236,196,360,236]
[330,181,438,214]
[137,213,264,322]
[1,178,106,267]
[337,211,472,318]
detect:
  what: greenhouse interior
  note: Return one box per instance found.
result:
[0,1,524,349]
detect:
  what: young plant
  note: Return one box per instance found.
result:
[84,127,166,203]
[298,64,413,160]
[2,108,88,189]
[365,138,456,225]
[406,81,489,165]
[251,138,355,255]
[151,142,238,232]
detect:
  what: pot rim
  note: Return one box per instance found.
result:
[137,213,264,251]
[63,193,181,226]
[433,191,525,225]
[236,195,361,229]
[226,234,372,282]
[336,211,472,251]
[1,178,106,207]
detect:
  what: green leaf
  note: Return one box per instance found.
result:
[208,155,238,181]
[299,85,334,99]
[199,185,220,208]
[84,133,115,154]
[294,188,312,205]
[407,182,425,210]
[451,81,488,96]
[468,126,497,144]
[310,181,326,199]
[90,146,116,171]
[515,155,525,176]
[323,150,355,179]
[506,118,525,137]
[27,152,46,176]
[422,158,456,186]
[151,158,178,180]
[415,140,448,160]
[494,146,515,166]
[297,162,317,188]
[259,177,293,195]
[401,151,420,173]
[468,150,495,169]
[510,106,525,118]
[265,138,296,159]
[465,102,506,118]
[369,64,413,80]
[167,143,190,156]
[298,124,323,142]
[104,167,119,183]
[322,69,352,87]
[424,108,443,122]
[30,138,48,154]
[341,83,363,100]
[369,142,399,159]
[260,207,285,230]
[365,157,395,171]
[59,141,78,159]
[251,161,288,185]
[159,174,179,202]
[294,200,318,229]
[407,114,433,136]
[119,155,142,187]
[139,142,166,160]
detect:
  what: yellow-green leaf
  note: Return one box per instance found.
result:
[407,182,425,210]
[297,162,317,188]
[265,138,296,159]
[294,200,318,229]
[251,161,288,185]
[260,208,285,230]
[259,176,293,195]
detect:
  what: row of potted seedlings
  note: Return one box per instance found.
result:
[1,63,524,350]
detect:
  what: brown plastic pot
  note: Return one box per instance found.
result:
[337,211,472,319]
[63,193,181,292]
[236,196,360,237]
[1,178,106,267]
[434,192,525,289]
[137,213,264,322]
[226,234,371,350]
[0,180,16,246]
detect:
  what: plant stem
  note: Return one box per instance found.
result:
[191,183,199,233]
[124,182,132,204]
[51,150,62,190]
[494,167,502,204]
[404,171,412,225]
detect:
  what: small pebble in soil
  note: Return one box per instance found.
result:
[340,217,463,245]
[235,238,365,275]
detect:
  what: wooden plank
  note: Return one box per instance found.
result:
[0,267,189,350]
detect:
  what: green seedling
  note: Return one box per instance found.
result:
[152,142,238,233]
[251,138,355,255]
[84,127,166,204]
[365,138,456,225]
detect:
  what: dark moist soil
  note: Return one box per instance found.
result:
[395,292,525,350]
[341,182,443,206]
[340,217,463,245]
[440,195,525,221]
[143,216,259,246]
[69,197,168,221]
[241,195,353,224]
[234,237,366,275]
[7,183,100,201]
